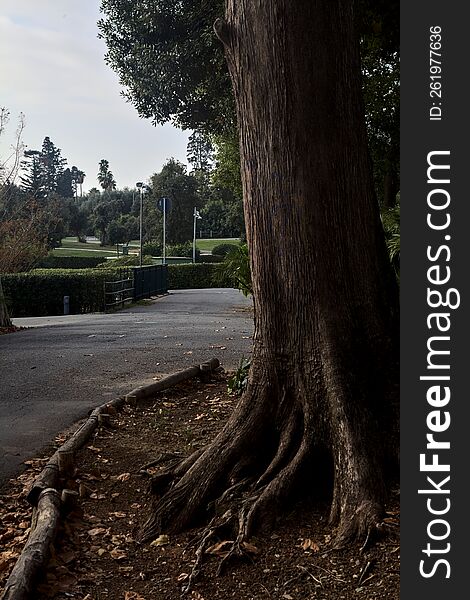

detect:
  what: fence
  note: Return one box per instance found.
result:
[104,268,134,311]
[133,264,168,300]
[104,265,168,310]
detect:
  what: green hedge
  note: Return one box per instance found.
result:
[196,254,224,263]
[2,264,236,318]
[36,255,106,269]
[167,263,233,289]
[1,269,115,317]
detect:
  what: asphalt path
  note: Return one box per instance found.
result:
[0,289,253,486]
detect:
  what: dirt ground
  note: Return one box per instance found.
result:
[0,373,399,600]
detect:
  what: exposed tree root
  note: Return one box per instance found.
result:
[138,366,395,586]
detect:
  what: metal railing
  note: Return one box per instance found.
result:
[133,265,168,300]
[104,265,168,311]
[104,269,134,311]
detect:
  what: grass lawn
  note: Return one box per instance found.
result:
[54,237,239,257]
[196,238,240,252]
[52,248,117,257]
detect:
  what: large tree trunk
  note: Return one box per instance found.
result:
[140,0,398,552]
[0,276,12,328]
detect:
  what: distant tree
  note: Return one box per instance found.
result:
[108,214,139,245]
[40,136,67,195]
[92,191,129,244]
[150,159,201,244]
[20,150,45,200]
[67,202,89,242]
[97,159,116,191]
[0,109,25,326]
[71,165,86,198]
[57,168,75,198]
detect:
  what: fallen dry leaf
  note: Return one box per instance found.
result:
[116,472,131,482]
[124,592,146,600]
[87,527,107,537]
[110,548,128,560]
[301,538,320,552]
[241,541,259,555]
[150,534,170,547]
[206,540,233,556]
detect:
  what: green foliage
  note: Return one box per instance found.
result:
[216,244,252,297]
[97,255,154,268]
[167,263,232,290]
[381,201,400,277]
[36,255,106,269]
[1,269,116,317]
[167,242,199,258]
[212,242,239,257]
[196,254,224,263]
[143,240,162,256]
[98,0,233,134]
[149,159,200,244]
[97,159,116,191]
[227,357,251,395]
[108,214,139,245]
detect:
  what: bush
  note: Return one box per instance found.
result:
[212,242,239,257]
[35,255,105,269]
[168,263,234,289]
[196,254,225,263]
[97,255,154,268]
[215,244,252,297]
[1,269,117,317]
[142,241,162,256]
[167,241,200,258]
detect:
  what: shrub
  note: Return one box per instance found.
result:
[168,263,233,290]
[97,255,154,268]
[142,241,162,256]
[381,201,400,279]
[167,241,200,258]
[35,255,105,269]
[212,243,239,257]
[196,254,224,263]
[228,357,251,395]
[215,244,252,297]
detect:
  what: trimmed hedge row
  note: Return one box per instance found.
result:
[167,263,233,290]
[2,269,112,317]
[1,264,236,317]
[36,255,106,269]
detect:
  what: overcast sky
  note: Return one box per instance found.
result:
[0,0,190,192]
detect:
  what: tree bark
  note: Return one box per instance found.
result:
[0,276,12,328]
[140,0,399,550]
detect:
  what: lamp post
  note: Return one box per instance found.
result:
[193,207,202,263]
[136,182,144,267]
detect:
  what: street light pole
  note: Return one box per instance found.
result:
[136,182,144,267]
[163,197,166,265]
[193,207,201,264]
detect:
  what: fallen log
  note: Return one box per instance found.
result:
[1,489,61,600]
[26,396,126,506]
[125,358,220,402]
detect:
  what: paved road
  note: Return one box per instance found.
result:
[0,289,253,486]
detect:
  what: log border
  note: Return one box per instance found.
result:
[0,358,220,600]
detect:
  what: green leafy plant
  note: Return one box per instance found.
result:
[212,242,239,257]
[216,243,252,297]
[227,357,251,395]
[381,200,400,279]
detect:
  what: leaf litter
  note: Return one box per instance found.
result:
[0,375,399,599]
